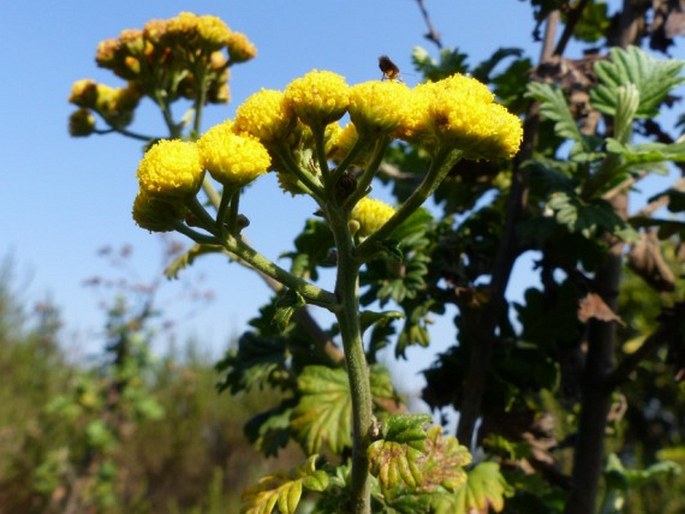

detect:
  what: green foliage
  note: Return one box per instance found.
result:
[571,0,611,42]
[241,455,328,514]
[590,46,685,118]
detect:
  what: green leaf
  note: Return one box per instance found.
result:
[571,0,610,42]
[368,415,471,496]
[291,366,399,455]
[606,138,685,166]
[215,333,287,394]
[525,82,586,147]
[360,310,404,337]
[273,289,306,332]
[613,84,640,143]
[241,455,328,514]
[290,366,352,455]
[244,402,294,457]
[164,244,223,279]
[450,462,512,513]
[590,46,685,118]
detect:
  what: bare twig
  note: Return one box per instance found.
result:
[414,0,443,49]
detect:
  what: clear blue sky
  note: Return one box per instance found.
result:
[2,1,681,382]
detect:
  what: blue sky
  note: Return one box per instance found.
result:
[3,1,682,387]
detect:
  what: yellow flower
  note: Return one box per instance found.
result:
[132,191,185,232]
[198,121,271,186]
[397,73,522,159]
[136,140,204,198]
[233,89,296,145]
[348,80,412,136]
[284,70,350,127]
[227,31,257,63]
[351,197,396,237]
[326,122,373,166]
[431,86,522,160]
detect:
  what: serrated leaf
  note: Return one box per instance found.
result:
[368,416,471,496]
[525,82,586,147]
[291,366,352,455]
[450,462,512,513]
[244,402,293,457]
[291,366,399,455]
[241,455,328,514]
[606,138,685,166]
[215,333,287,394]
[590,46,685,118]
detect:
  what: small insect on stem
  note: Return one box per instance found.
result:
[378,55,401,81]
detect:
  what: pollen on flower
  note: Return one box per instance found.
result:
[136,139,205,198]
[198,121,271,186]
[351,197,396,237]
[284,70,350,128]
[233,89,296,145]
[348,81,412,135]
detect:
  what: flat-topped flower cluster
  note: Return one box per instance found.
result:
[133,69,523,236]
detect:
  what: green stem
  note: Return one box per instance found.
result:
[327,205,373,514]
[274,144,325,200]
[329,135,371,189]
[224,235,338,311]
[202,177,222,210]
[343,135,391,210]
[95,127,157,142]
[356,146,462,261]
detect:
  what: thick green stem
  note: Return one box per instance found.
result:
[328,206,373,514]
[226,236,339,311]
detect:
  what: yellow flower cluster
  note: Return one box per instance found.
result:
[198,121,271,187]
[134,120,272,217]
[400,74,522,159]
[68,79,141,128]
[351,197,396,237]
[68,12,259,137]
[229,69,521,166]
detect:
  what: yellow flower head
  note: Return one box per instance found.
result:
[348,80,412,136]
[136,139,204,198]
[397,73,522,159]
[284,70,350,128]
[68,108,96,137]
[198,121,271,186]
[233,89,296,145]
[351,197,396,237]
[227,31,257,63]
[132,191,186,232]
[431,85,522,160]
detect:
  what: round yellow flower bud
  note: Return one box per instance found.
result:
[136,140,204,198]
[233,89,296,145]
[284,70,350,127]
[198,121,271,186]
[69,79,98,108]
[227,31,257,63]
[132,191,186,232]
[351,197,396,237]
[68,108,96,137]
[348,80,412,135]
